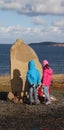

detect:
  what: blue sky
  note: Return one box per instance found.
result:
[0,0,64,44]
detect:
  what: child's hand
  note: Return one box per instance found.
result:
[37,84,41,88]
[41,83,45,86]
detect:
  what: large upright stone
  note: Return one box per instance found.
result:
[10,39,42,96]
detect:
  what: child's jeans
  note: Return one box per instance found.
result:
[43,86,50,101]
[29,86,38,104]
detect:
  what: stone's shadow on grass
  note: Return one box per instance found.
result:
[11,69,23,99]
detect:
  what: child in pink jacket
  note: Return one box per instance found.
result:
[41,60,53,105]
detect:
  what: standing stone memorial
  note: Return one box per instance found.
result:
[10,39,42,97]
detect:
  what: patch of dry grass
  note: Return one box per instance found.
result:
[52,74,64,81]
[0,74,64,92]
[0,75,11,92]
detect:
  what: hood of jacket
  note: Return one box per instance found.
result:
[28,60,36,70]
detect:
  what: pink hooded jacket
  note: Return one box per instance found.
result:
[41,68,53,86]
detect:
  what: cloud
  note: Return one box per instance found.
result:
[52,19,64,26]
[0,19,64,44]
[32,16,46,25]
[0,0,64,15]
[52,19,64,34]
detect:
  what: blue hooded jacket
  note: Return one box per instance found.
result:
[26,60,41,86]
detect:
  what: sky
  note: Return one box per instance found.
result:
[0,0,64,44]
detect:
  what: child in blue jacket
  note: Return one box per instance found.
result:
[26,60,41,105]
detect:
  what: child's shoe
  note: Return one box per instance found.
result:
[45,101,51,105]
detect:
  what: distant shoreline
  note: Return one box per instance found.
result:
[30,42,64,47]
[52,43,64,47]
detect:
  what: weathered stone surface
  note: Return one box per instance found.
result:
[10,39,42,96]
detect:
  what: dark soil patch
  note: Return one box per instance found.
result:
[0,90,64,130]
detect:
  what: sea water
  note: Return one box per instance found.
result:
[0,44,64,75]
